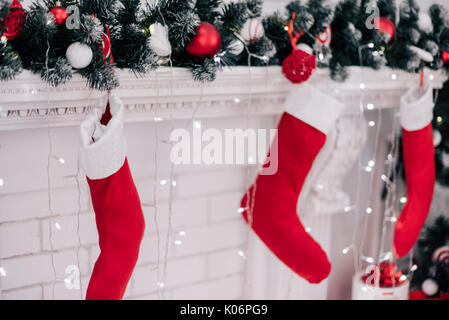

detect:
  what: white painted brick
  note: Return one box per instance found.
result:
[1,286,42,300]
[208,248,245,279]
[0,220,40,258]
[0,248,89,290]
[126,292,160,300]
[1,254,54,290]
[175,168,247,198]
[132,255,207,296]
[0,190,49,222]
[173,219,247,257]
[137,233,173,266]
[41,213,98,251]
[171,274,243,300]
[209,191,244,222]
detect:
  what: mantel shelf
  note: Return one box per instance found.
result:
[0,66,446,130]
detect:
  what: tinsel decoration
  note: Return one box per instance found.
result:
[282,12,316,84]
[1,0,25,40]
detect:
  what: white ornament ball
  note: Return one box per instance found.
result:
[296,43,314,55]
[240,18,264,44]
[227,40,245,56]
[66,42,93,69]
[422,279,439,296]
[418,12,433,34]
[434,130,442,147]
[148,23,172,57]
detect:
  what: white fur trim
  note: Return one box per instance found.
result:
[284,83,345,135]
[80,93,126,180]
[400,81,434,131]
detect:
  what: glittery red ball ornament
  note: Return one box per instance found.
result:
[282,49,316,84]
[185,22,221,59]
[442,51,449,64]
[1,0,26,40]
[373,17,395,43]
[50,4,69,26]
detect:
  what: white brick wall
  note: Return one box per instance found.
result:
[0,114,277,300]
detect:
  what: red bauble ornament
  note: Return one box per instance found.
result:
[50,3,69,26]
[101,25,113,63]
[282,49,316,84]
[185,22,221,59]
[373,17,395,43]
[1,0,26,40]
[442,51,449,64]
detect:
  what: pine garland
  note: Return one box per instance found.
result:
[1,0,449,90]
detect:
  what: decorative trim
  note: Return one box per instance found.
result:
[0,66,446,130]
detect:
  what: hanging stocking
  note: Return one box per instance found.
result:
[80,93,145,300]
[394,81,436,258]
[240,84,344,283]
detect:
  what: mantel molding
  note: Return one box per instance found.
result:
[0,66,446,130]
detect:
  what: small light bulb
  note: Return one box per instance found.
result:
[237,207,245,213]
[318,53,324,60]
[305,227,311,233]
[368,121,376,127]
[234,98,241,104]
[366,103,374,110]
[157,281,165,288]
[237,250,247,259]
[154,117,163,122]
[399,275,407,281]
[360,83,366,90]
[64,278,71,284]
[54,222,61,230]
[400,197,407,204]
[160,179,167,186]
[362,286,368,292]
[368,160,375,167]
[194,120,201,129]
[365,166,372,172]
[0,36,6,43]
[0,267,6,276]
[362,256,374,263]
[172,181,177,187]
[59,158,65,164]
[342,247,350,254]
[411,265,418,271]
[174,240,183,246]
[284,26,289,31]
[0,178,4,187]
[368,43,375,48]
[316,184,324,190]
[366,207,373,214]
[429,74,434,81]
[178,231,186,236]
[344,206,354,213]
[391,73,397,80]
[248,156,254,163]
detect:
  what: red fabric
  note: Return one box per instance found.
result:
[100,101,112,126]
[394,124,435,258]
[240,112,331,283]
[85,158,145,300]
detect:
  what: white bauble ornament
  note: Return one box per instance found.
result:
[434,130,442,147]
[227,40,245,56]
[418,12,433,34]
[409,45,434,63]
[422,279,439,296]
[66,42,93,69]
[296,43,314,55]
[240,18,264,44]
[148,23,172,57]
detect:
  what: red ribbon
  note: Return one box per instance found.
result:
[361,261,406,288]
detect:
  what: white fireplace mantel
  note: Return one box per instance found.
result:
[0,66,446,130]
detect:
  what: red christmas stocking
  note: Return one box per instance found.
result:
[80,94,145,300]
[394,82,435,258]
[240,84,344,283]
